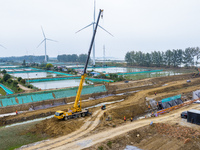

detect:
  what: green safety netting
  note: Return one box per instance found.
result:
[0,85,107,107]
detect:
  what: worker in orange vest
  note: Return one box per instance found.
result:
[124,116,126,122]
[16,110,18,115]
[148,105,151,111]
[157,102,159,109]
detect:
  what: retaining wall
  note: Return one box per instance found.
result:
[0,85,107,107]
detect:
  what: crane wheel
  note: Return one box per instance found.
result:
[81,113,85,117]
[64,117,68,121]
[78,114,81,118]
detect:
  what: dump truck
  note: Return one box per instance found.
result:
[54,9,104,120]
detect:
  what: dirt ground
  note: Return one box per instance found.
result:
[2,73,200,150]
[0,73,194,126]
[87,123,200,150]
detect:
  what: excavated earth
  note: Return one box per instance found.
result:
[86,123,200,150]
[0,73,195,126]
[2,73,200,150]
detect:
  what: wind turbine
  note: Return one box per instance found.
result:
[0,44,6,49]
[76,0,113,66]
[37,26,57,63]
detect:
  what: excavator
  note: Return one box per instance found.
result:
[54,9,104,120]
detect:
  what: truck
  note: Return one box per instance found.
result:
[54,9,104,120]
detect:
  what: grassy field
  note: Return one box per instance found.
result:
[0,87,6,96]
[0,121,49,150]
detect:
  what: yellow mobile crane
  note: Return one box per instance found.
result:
[54,9,103,120]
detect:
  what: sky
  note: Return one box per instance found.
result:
[0,0,200,60]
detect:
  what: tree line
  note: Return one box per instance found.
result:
[0,55,48,62]
[57,54,89,63]
[125,47,200,67]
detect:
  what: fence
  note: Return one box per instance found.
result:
[0,85,107,107]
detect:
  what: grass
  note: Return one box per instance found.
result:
[107,141,112,148]
[2,81,23,93]
[98,146,104,150]
[0,87,6,96]
[0,121,49,150]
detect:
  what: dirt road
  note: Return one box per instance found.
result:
[21,103,200,150]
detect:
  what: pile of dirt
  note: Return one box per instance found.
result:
[155,123,200,141]
[0,95,126,126]
[27,117,85,137]
[86,123,200,150]
[94,77,200,133]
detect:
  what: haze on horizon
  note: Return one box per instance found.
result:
[0,0,200,60]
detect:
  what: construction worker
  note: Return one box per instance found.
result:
[124,116,126,122]
[148,105,151,111]
[151,111,155,117]
[157,102,159,109]
[16,110,18,115]
[154,92,157,96]
[130,117,133,122]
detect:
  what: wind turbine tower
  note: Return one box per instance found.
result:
[76,0,113,66]
[37,27,57,63]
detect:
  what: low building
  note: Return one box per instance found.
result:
[187,109,200,125]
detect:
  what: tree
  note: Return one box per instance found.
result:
[165,50,173,67]
[13,80,18,86]
[20,79,26,84]
[46,63,53,70]
[17,77,22,82]
[1,69,7,74]
[144,53,151,67]
[3,74,11,82]
[22,59,26,66]
[78,54,88,63]
[109,73,118,79]
[7,78,13,84]
[125,52,131,65]
[182,48,193,67]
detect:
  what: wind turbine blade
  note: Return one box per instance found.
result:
[37,39,45,48]
[46,38,58,42]
[75,23,94,33]
[98,25,114,37]
[41,26,46,38]
[0,44,6,49]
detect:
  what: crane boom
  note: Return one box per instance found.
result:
[55,9,104,120]
[73,9,103,112]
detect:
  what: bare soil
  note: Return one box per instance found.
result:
[3,73,200,150]
[87,123,200,150]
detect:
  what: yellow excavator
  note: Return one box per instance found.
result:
[54,9,104,120]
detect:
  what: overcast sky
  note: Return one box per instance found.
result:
[0,0,200,59]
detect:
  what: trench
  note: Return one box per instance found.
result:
[2,99,126,128]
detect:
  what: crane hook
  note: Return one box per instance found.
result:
[101,9,104,19]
